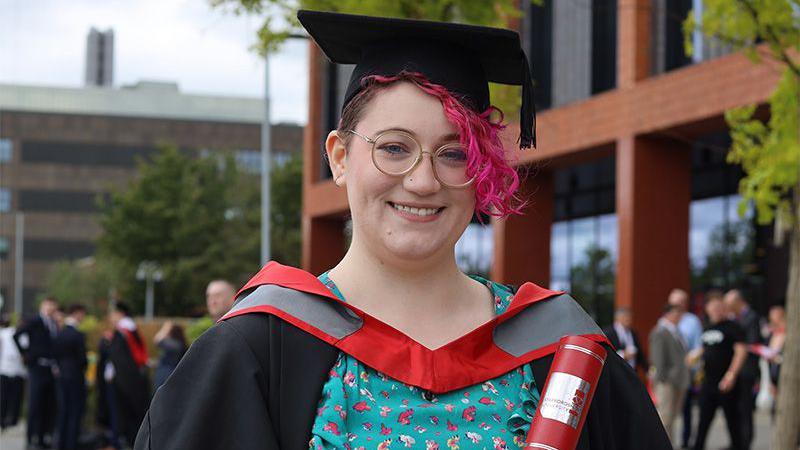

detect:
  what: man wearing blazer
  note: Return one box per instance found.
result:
[649,303,690,443]
[54,304,88,450]
[603,307,648,374]
[13,297,59,449]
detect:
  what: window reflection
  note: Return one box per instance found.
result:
[550,213,617,326]
[456,223,493,277]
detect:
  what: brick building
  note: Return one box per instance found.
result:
[300,1,789,337]
[0,81,302,313]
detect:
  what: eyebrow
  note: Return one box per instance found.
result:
[375,127,460,143]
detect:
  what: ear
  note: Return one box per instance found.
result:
[325,130,348,186]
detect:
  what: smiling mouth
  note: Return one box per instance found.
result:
[388,201,445,217]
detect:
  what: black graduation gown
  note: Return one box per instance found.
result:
[109,329,151,444]
[135,263,670,450]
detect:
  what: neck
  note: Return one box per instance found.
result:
[329,238,474,315]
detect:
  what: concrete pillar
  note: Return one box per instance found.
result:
[491,170,554,287]
[616,135,690,338]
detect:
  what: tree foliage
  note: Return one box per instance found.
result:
[43,257,121,315]
[97,146,302,316]
[684,0,799,225]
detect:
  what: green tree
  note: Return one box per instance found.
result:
[684,2,799,447]
[569,245,616,328]
[44,256,120,315]
[98,146,261,315]
[270,154,303,266]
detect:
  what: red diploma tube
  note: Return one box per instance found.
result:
[525,335,607,450]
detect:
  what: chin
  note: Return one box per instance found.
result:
[384,238,445,261]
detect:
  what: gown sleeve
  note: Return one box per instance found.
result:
[531,344,672,450]
[134,314,279,450]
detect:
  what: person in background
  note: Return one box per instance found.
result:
[205,280,237,322]
[0,314,27,431]
[668,288,704,449]
[689,292,747,450]
[53,304,88,450]
[649,303,689,442]
[763,305,785,417]
[152,321,187,390]
[95,329,115,450]
[603,307,647,374]
[105,303,150,448]
[724,289,762,450]
[13,297,59,449]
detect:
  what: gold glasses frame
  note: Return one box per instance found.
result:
[340,129,476,189]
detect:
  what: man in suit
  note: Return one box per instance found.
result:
[668,288,704,449]
[649,304,690,443]
[54,304,87,450]
[13,297,59,449]
[724,289,762,449]
[603,307,647,374]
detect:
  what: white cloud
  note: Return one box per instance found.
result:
[0,0,308,123]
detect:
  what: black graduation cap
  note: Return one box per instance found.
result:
[297,9,536,149]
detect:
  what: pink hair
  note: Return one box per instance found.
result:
[356,72,525,219]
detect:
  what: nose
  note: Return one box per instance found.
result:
[403,152,441,195]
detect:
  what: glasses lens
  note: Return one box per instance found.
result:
[372,132,419,175]
[434,143,472,186]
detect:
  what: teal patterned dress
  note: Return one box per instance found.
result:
[308,272,539,450]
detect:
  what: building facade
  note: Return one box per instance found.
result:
[300,1,789,338]
[0,81,302,313]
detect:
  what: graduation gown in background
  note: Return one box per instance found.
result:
[109,326,150,445]
[135,262,671,450]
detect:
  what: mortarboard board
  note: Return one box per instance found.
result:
[297,10,537,149]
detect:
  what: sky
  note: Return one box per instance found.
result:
[0,0,309,124]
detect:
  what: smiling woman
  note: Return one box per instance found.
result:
[135,10,671,450]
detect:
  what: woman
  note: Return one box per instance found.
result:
[152,321,187,390]
[135,10,669,450]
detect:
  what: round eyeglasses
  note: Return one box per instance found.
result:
[341,129,476,188]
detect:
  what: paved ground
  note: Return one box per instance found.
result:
[0,407,777,449]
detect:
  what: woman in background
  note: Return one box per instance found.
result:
[152,321,186,390]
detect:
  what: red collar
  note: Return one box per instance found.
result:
[224,261,606,393]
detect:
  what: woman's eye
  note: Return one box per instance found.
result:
[439,149,468,162]
[378,144,410,155]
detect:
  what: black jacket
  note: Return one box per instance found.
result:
[13,315,55,367]
[54,324,87,381]
[136,313,671,450]
[602,324,648,373]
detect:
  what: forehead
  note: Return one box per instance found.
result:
[358,82,458,138]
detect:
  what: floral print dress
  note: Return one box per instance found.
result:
[309,273,539,450]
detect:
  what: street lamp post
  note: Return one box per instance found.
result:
[261,34,307,266]
[136,261,163,321]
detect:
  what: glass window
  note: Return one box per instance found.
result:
[550,213,617,326]
[455,223,493,277]
[0,237,8,259]
[550,222,570,291]
[0,189,10,212]
[235,149,261,174]
[0,139,12,163]
[690,194,754,292]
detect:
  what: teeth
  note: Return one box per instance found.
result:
[391,203,440,216]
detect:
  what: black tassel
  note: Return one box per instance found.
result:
[519,51,536,149]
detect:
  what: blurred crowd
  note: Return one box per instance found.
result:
[605,289,786,450]
[0,279,237,450]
